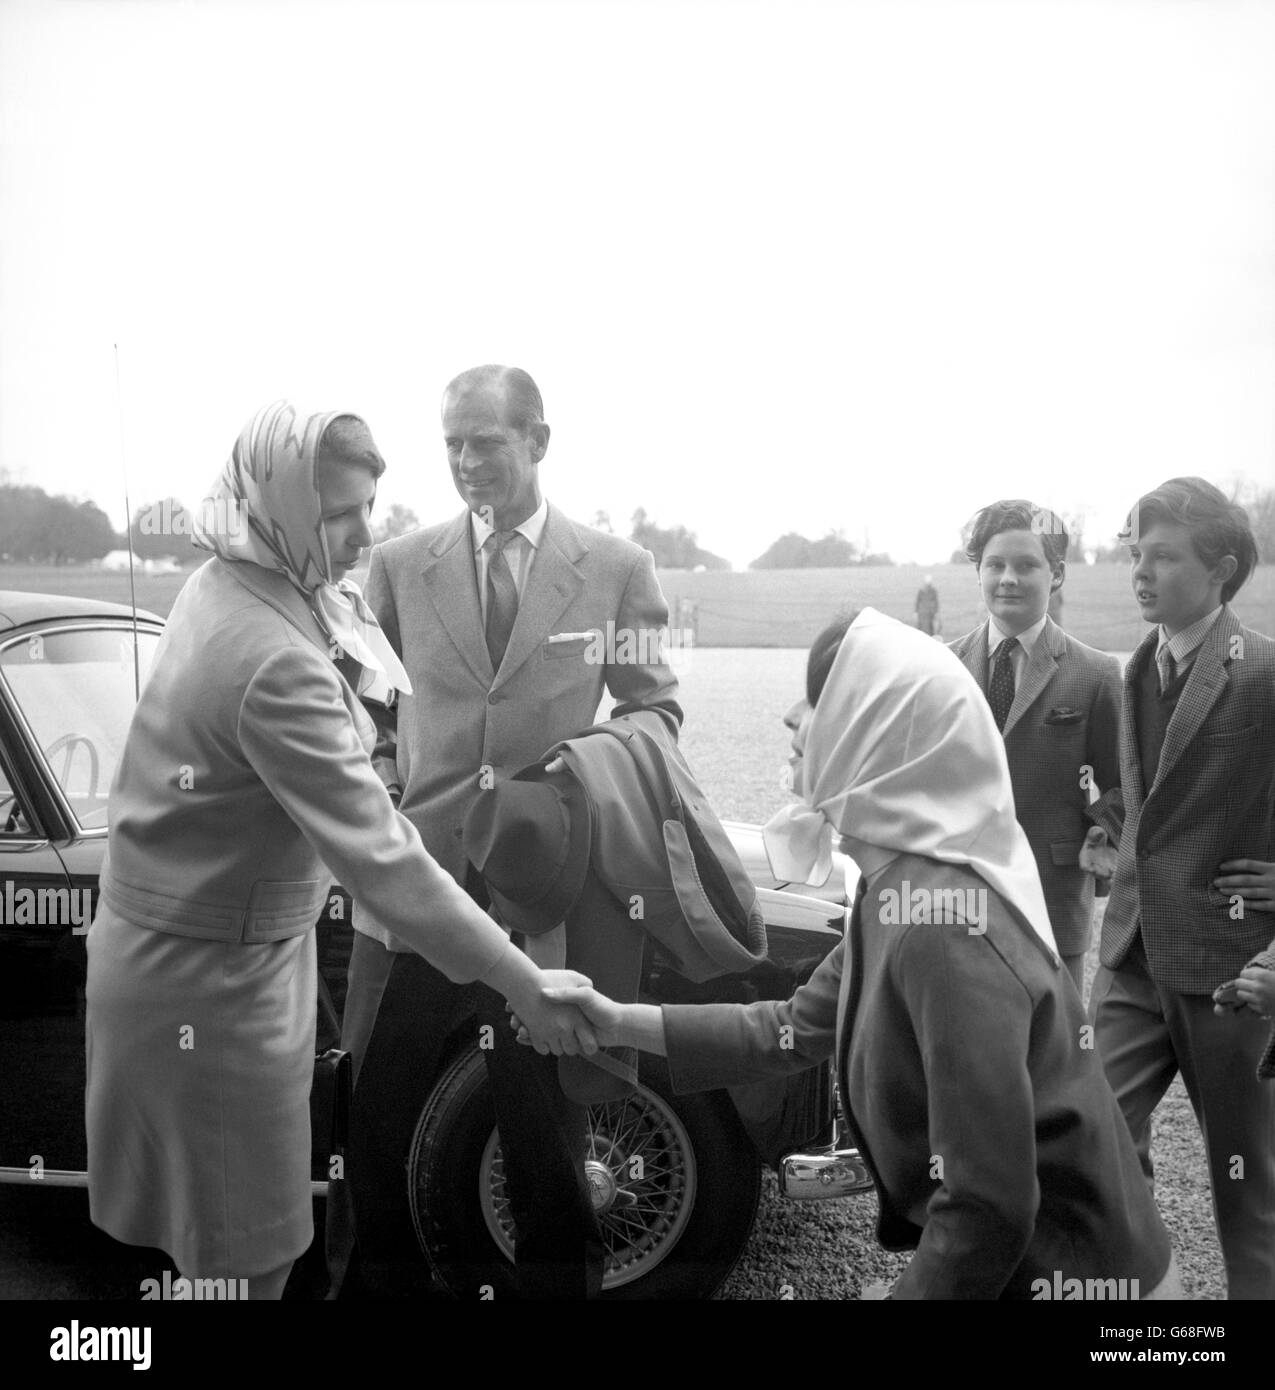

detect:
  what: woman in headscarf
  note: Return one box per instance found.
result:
[533,608,1180,1299]
[86,401,594,1299]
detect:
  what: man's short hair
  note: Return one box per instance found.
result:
[964,499,1069,569]
[1124,476,1258,603]
[319,415,385,478]
[443,365,545,436]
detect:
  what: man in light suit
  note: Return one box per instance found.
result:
[336,364,682,1299]
[1080,477,1275,1300]
[949,500,1122,992]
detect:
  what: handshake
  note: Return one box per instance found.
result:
[504,970,624,1056]
[505,974,630,1055]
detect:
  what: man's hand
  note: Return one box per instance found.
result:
[1079,826,1117,881]
[1213,859,1275,914]
[511,983,627,1050]
[504,969,600,1057]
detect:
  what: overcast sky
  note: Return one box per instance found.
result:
[2,0,1272,567]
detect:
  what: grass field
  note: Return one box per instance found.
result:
[657,560,1275,651]
[5,558,1271,652]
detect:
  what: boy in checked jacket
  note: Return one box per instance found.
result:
[1082,476,1275,1300]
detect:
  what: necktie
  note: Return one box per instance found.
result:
[484,531,519,673]
[988,636,1018,731]
[1156,645,1176,695]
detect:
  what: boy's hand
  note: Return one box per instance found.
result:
[1236,966,1275,1021]
[1214,969,1275,1020]
[1213,979,1244,1014]
[1079,826,1117,881]
[1213,859,1275,913]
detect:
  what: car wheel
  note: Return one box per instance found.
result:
[408,1046,761,1300]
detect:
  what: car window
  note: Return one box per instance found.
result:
[0,625,159,831]
[0,757,36,836]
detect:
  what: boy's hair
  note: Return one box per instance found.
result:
[807,611,859,707]
[1124,477,1257,603]
[964,499,1069,569]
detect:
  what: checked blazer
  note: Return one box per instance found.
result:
[949,617,1122,956]
[1088,606,1275,994]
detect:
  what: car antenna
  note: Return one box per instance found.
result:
[113,343,142,702]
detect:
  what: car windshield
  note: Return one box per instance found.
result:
[0,625,159,830]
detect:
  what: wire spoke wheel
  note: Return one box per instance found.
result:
[410,1049,760,1300]
[479,1083,697,1290]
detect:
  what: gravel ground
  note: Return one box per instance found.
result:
[672,647,1228,1301]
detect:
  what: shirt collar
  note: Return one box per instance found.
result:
[1158,605,1223,664]
[987,612,1048,658]
[470,496,549,552]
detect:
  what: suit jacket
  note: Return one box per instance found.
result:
[949,617,1121,956]
[99,558,510,982]
[662,853,1172,1299]
[1087,606,1275,994]
[358,504,682,947]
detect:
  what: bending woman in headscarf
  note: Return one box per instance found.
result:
[86,402,595,1299]
[533,608,1180,1299]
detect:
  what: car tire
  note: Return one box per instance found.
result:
[408,1046,762,1300]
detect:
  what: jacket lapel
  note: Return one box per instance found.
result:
[421,511,492,685]
[1147,608,1237,799]
[954,625,990,695]
[492,505,588,691]
[1002,619,1062,737]
[1121,629,1157,810]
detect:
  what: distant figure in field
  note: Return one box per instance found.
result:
[915,575,940,636]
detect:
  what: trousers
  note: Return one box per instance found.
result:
[1091,937,1275,1300]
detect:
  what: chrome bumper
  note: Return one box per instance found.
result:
[780,1145,875,1200]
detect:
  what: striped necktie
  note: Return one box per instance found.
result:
[484,530,519,673]
[1155,644,1176,695]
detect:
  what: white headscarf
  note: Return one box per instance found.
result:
[192,400,411,702]
[763,607,1058,961]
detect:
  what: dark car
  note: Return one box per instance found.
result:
[0,588,870,1299]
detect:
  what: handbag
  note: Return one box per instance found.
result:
[311,972,352,1182]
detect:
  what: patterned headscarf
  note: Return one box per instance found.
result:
[192,400,411,700]
[763,607,1058,962]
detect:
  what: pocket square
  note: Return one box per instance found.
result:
[546,631,595,644]
[1045,707,1083,725]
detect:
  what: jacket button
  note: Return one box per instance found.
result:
[487,692,499,705]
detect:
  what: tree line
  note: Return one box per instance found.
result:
[4,481,1274,569]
